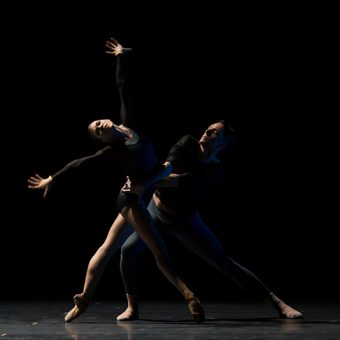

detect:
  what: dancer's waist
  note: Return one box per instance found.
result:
[153,191,177,215]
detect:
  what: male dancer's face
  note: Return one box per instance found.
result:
[199,122,225,150]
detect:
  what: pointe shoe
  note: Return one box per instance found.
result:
[64,293,90,323]
[186,297,205,323]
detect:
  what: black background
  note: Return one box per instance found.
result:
[2,3,338,303]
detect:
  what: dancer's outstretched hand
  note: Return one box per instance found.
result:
[105,37,132,56]
[27,173,53,198]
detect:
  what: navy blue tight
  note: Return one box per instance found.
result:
[120,198,271,298]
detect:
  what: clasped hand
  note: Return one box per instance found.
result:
[120,176,145,196]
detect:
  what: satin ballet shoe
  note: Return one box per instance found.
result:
[64,293,90,323]
[186,296,205,323]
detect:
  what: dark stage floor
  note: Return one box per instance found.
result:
[1,300,339,339]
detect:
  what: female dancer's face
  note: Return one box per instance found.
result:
[88,119,122,143]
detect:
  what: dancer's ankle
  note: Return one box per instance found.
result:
[126,293,139,309]
[183,289,195,301]
[80,291,91,302]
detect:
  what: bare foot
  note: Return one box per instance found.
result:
[269,292,303,319]
[116,308,139,321]
[278,303,303,319]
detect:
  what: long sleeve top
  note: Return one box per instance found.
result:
[50,48,160,194]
